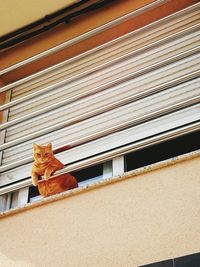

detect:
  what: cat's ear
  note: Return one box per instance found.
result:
[47,143,52,149]
[33,143,38,151]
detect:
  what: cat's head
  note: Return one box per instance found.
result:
[33,143,53,163]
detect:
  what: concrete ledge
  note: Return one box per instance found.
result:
[1,149,200,219]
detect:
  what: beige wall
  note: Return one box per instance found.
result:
[0,155,200,267]
[0,0,78,36]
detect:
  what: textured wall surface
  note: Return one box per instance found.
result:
[0,0,78,36]
[0,154,200,267]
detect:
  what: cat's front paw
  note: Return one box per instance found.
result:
[31,171,39,186]
[44,167,54,180]
[32,179,38,187]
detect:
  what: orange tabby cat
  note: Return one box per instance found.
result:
[38,173,78,197]
[31,143,64,186]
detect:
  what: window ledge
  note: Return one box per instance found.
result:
[1,149,200,219]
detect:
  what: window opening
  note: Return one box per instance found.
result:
[139,252,200,267]
[71,161,112,187]
[125,131,200,172]
[28,186,42,203]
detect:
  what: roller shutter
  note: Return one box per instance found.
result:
[0,3,200,191]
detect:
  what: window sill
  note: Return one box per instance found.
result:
[0,149,200,219]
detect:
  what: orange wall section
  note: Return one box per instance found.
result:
[0,0,198,84]
[0,94,6,123]
[0,0,155,73]
[0,80,6,124]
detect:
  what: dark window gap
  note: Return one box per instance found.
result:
[125,131,200,172]
[139,252,200,267]
[28,186,40,202]
[71,164,103,183]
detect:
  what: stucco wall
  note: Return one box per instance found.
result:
[0,153,200,267]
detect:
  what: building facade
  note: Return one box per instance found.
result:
[0,1,200,266]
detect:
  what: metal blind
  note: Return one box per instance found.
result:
[0,3,200,191]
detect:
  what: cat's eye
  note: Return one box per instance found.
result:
[44,153,49,157]
[36,153,41,157]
